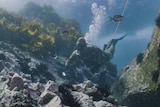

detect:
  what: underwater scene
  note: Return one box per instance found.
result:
[0,0,160,107]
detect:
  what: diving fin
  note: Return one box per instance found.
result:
[103,34,127,52]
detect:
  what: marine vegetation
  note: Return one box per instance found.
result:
[0,2,82,57]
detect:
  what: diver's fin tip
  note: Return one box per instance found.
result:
[122,34,127,38]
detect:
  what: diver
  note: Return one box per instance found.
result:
[110,15,124,22]
[103,34,127,58]
[65,37,110,71]
[66,35,127,68]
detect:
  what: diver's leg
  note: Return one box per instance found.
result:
[109,44,115,59]
[117,34,127,41]
[111,34,127,46]
[113,34,127,42]
[103,40,112,51]
[103,44,107,51]
[103,34,126,52]
[109,34,126,58]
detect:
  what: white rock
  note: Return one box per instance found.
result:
[38,90,56,105]
[45,96,62,107]
[94,100,115,107]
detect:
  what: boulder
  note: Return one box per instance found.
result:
[73,80,99,99]
[93,100,114,107]
[38,90,56,105]
[1,90,12,107]
[45,80,59,93]
[71,91,94,107]
[45,96,62,107]
[0,53,6,60]
[27,87,41,100]
[73,80,111,101]
[9,73,24,91]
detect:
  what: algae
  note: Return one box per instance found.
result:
[138,46,159,90]
[0,2,82,57]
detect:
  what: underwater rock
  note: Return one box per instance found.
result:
[0,41,56,83]
[112,26,160,106]
[71,91,95,107]
[38,80,59,105]
[93,100,114,107]
[58,84,79,107]
[9,92,37,107]
[0,38,115,88]
[73,80,111,101]
[9,73,24,91]
[136,53,144,64]
[0,5,117,87]
[27,82,45,100]
[151,70,159,82]
[45,95,62,107]
[73,80,99,99]
[1,90,13,107]
[0,71,121,107]
[0,6,123,107]
[38,90,56,105]
[0,53,5,60]
[45,80,59,93]
[0,61,4,72]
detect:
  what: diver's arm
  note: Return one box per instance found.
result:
[65,50,79,67]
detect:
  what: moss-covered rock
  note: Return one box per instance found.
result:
[112,20,160,106]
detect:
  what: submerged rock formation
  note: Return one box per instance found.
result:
[64,37,117,86]
[0,40,117,106]
[0,2,119,106]
[0,71,121,107]
[112,15,160,107]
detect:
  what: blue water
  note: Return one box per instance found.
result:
[1,0,160,73]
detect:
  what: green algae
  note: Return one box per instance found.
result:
[136,27,160,91]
